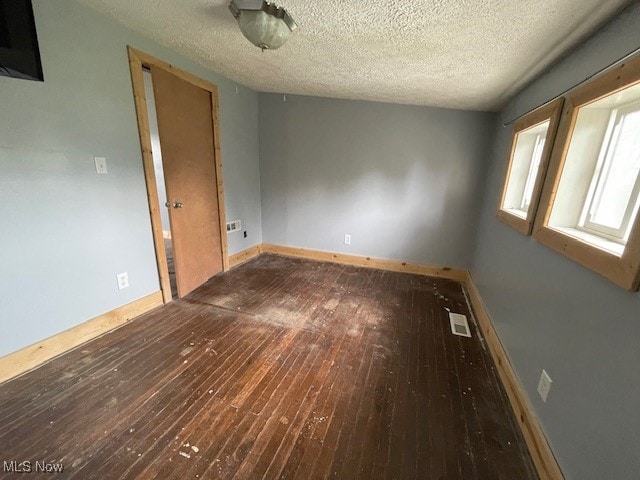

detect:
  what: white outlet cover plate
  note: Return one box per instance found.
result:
[226,219,242,233]
[117,272,129,290]
[344,234,351,245]
[537,369,552,402]
[95,156,108,174]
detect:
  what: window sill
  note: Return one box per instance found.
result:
[551,226,624,257]
[503,208,527,219]
[533,224,640,290]
[497,208,533,235]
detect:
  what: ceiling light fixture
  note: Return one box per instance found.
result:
[229,0,297,52]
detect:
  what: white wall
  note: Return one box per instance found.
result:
[471,3,640,479]
[0,0,262,357]
[259,93,495,268]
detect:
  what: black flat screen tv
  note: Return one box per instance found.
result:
[0,0,43,81]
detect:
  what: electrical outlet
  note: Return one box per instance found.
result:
[117,272,129,290]
[226,220,242,233]
[537,369,552,402]
[344,234,351,245]
[94,156,108,174]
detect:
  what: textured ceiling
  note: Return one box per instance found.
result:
[77,0,632,111]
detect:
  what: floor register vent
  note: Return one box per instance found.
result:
[449,312,471,338]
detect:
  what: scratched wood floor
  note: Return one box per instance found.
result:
[0,254,537,479]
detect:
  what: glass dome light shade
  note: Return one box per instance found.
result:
[237,10,291,50]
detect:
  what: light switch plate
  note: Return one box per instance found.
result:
[344,234,351,245]
[95,156,108,174]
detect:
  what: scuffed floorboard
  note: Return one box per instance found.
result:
[0,254,537,479]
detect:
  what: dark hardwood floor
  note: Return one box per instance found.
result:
[0,254,537,479]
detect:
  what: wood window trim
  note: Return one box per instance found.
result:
[497,97,564,235]
[533,55,640,291]
[127,47,229,303]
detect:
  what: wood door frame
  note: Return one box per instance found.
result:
[128,47,229,304]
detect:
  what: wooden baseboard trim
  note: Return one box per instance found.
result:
[261,243,468,282]
[463,273,564,480]
[229,244,263,268]
[0,291,163,385]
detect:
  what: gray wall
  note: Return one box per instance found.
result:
[470,4,640,480]
[0,0,262,357]
[259,94,495,268]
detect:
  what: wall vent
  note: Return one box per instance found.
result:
[449,312,471,338]
[226,219,242,233]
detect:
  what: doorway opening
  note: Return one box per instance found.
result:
[143,68,178,298]
[128,47,229,304]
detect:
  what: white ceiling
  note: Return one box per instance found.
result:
[77,0,632,111]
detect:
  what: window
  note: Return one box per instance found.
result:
[534,55,640,290]
[497,98,564,234]
[521,131,547,213]
[580,101,640,242]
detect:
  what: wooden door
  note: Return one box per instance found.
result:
[150,66,223,298]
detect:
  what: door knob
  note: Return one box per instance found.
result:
[172,201,184,209]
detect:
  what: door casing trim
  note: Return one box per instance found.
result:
[127,47,229,303]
